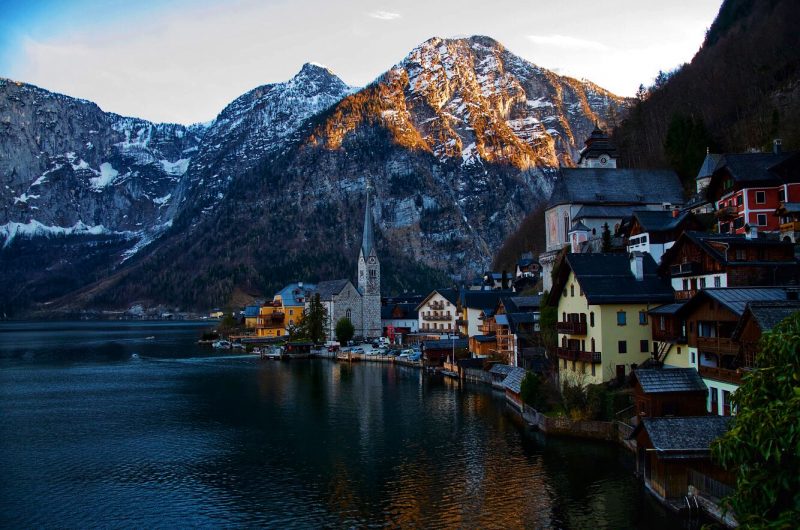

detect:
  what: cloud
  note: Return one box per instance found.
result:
[368,10,401,21]
[527,34,609,51]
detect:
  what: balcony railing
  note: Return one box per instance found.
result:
[423,313,452,321]
[675,289,697,301]
[696,336,740,356]
[698,365,743,385]
[429,301,445,310]
[652,329,687,343]
[556,321,587,335]
[555,347,601,363]
[670,261,701,277]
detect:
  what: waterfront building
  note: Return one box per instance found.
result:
[416,289,458,336]
[243,305,260,329]
[457,289,513,338]
[422,338,468,366]
[659,231,798,301]
[631,368,708,418]
[540,127,684,291]
[551,252,674,385]
[704,142,800,235]
[647,302,690,368]
[255,282,311,338]
[381,302,419,343]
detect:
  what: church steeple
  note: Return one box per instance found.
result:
[361,188,375,258]
[357,186,381,338]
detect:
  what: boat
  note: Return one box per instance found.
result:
[260,347,282,360]
[212,340,232,349]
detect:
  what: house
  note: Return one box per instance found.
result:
[631,368,708,418]
[495,296,542,367]
[468,334,496,357]
[648,302,690,368]
[624,210,705,264]
[659,231,798,301]
[678,287,795,415]
[243,305,261,329]
[501,366,527,410]
[630,416,734,515]
[489,364,515,389]
[775,201,800,243]
[540,131,684,290]
[457,289,513,338]
[552,252,675,385]
[422,338,468,366]
[514,252,540,285]
[381,302,419,343]
[416,289,458,336]
[704,144,800,235]
[731,300,800,370]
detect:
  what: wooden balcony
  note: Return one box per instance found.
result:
[652,328,686,343]
[699,365,743,385]
[670,261,701,277]
[716,206,738,220]
[429,301,445,310]
[423,313,452,321]
[675,289,697,301]
[555,347,601,363]
[556,320,587,335]
[696,336,740,356]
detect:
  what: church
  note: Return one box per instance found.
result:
[306,191,382,340]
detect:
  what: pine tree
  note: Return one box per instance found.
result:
[299,293,328,343]
[601,223,612,253]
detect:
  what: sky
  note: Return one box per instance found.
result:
[0,0,724,124]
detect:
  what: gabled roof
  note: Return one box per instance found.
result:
[556,253,674,305]
[696,152,723,180]
[310,279,352,301]
[547,168,684,209]
[630,416,731,459]
[415,288,458,311]
[711,152,796,184]
[659,231,796,272]
[696,287,791,317]
[732,300,800,340]
[631,210,691,233]
[381,302,418,320]
[648,302,685,315]
[461,290,513,310]
[508,312,538,334]
[510,296,541,311]
[277,282,316,306]
[489,364,515,376]
[633,368,707,394]
[243,305,261,317]
[574,204,639,220]
[501,367,527,394]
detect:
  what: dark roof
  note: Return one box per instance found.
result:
[561,253,674,304]
[648,303,686,315]
[701,287,790,316]
[310,279,351,301]
[422,338,468,350]
[660,231,797,270]
[243,305,260,317]
[510,296,541,311]
[489,364,515,376]
[574,204,639,220]
[502,367,527,394]
[634,368,707,394]
[508,312,538,334]
[381,302,418,320]
[416,288,459,311]
[712,152,796,184]
[632,416,731,459]
[461,290,513,310]
[571,220,590,232]
[696,153,723,180]
[732,301,800,339]
[547,168,684,209]
[577,126,618,163]
[631,210,690,232]
[472,334,496,343]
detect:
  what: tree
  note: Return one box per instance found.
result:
[335,317,355,345]
[520,371,545,410]
[298,293,328,344]
[601,223,612,253]
[711,312,800,528]
[501,270,509,290]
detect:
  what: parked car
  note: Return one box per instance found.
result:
[351,347,365,354]
[408,352,421,362]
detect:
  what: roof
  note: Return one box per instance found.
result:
[461,290,513,310]
[631,416,732,459]
[634,368,707,394]
[776,202,800,215]
[423,338,468,350]
[577,125,618,162]
[381,302,418,320]
[571,220,590,232]
[660,231,797,271]
[509,296,541,311]
[696,152,723,180]
[648,303,686,315]
[573,204,639,220]
[472,334,497,343]
[494,314,509,326]
[489,364,515,376]
[700,287,790,316]
[415,288,459,311]
[631,210,690,233]
[507,312,538,334]
[243,305,261,317]
[361,190,375,258]
[559,253,674,305]
[310,279,352,301]
[547,168,684,209]
[732,301,800,339]
[712,152,796,184]
[501,367,527,394]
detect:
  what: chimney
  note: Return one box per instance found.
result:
[630,252,644,281]
[774,138,782,154]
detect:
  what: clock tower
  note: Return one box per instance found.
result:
[576,123,618,168]
[357,189,381,338]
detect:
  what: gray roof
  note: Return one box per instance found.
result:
[701,287,790,316]
[489,364,515,376]
[361,190,376,258]
[577,125,618,163]
[507,312,538,334]
[501,367,527,394]
[509,296,541,311]
[310,279,351,301]
[777,202,800,214]
[278,282,317,306]
[648,303,686,315]
[461,290,513,310]
[472,334,496,343]
[547,168,684,209]
[423,338,468,350]
[634,368,707,394]
[634,416,731,458]
[632,210,690,232]
[562,253,674,304]
[732,301,800,339]
[712,152,796,184]
[573,204,639,220]
[696,153,723,180]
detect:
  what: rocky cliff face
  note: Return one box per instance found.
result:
[0,36,629,314]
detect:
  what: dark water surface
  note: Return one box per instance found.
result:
[0,321,677,528]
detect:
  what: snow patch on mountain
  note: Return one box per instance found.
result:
[1,220,135,248]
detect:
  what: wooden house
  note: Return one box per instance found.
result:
[624,210,704,264]
[631,368,708,418]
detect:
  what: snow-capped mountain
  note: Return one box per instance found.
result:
[1,36,630,315]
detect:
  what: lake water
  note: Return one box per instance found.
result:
[0,321,679,528]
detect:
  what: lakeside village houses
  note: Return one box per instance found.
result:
[234,126,799,523]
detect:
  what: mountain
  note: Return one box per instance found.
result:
[1,36,629,315]
[613,0,800,184]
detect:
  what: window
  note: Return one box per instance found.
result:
[778,189,786,202]
[346,309,351,320]
[757,213,767,226]
[591,338,596,352]
[618,340,627,354]
[659,316,666,331]
[736,194,743,206]
[691,351,696,364]
[733,217,745,229]
[677,347,682,355]
[571,360,576,371]
[570,285,574,297]
[683,279,689,290]
[562,312,566,322]
[591,363,595,376]
[640,339,649,353]
[714,276,721,288]
[563,359,567,369]
[639,311,647,325]
[755,190,766,204]
[590,312,595,327]
[563,214,570,243]
[735,249,746,261]
[617,311,627,326]
[699,277,706,289]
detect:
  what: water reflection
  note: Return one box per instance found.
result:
[0,322,677,528]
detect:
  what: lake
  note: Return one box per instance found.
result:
[0,321,679,528]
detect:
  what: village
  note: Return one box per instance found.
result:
[212,126,799,528]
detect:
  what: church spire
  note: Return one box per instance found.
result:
[361,188,375,257]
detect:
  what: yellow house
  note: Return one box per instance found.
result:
[552,253,674,385]
[255,282,312,338]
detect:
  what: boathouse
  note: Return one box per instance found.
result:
[631,368,708,418]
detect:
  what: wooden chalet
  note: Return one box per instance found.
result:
[631,368,708,418]
[731,300,800,364]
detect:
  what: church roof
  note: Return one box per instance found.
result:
[577,125,618,162]
[547,168,684,209]
[361,190,375,257]
[310,279,352,301]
